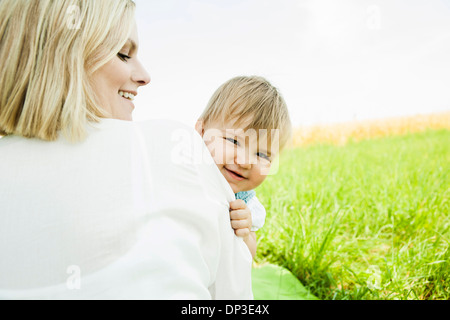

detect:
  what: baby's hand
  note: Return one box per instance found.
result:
[229,199,252,238]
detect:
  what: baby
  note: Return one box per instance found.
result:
[195,76,292,258]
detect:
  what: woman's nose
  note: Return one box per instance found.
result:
[133,59,151,86]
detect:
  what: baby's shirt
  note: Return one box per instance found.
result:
[235,191,266,232]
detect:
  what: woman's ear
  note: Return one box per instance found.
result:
[195,120,204,137]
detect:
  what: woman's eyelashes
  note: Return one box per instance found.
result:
[117,53,131,62]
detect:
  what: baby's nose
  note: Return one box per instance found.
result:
[238,161,251,170]
[235,151,252,168]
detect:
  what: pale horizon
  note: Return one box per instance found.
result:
[132,0,450,128]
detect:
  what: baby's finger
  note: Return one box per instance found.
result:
[230,199,246,210]
[231,219,251,230]
[230,209,251,221]
[235,228,250,238]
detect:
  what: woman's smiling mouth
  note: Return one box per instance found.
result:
[118,90,136,101]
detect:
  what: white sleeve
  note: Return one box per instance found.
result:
[247,196,266,232]
[136,121,254,300]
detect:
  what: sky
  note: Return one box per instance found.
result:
[132,0,450,127]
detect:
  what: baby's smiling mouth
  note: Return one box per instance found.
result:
[225,168,246,180]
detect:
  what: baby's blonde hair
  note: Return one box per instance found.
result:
[199,76,292,150]
[0,0,136,142]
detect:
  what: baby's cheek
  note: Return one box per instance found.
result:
[205,140,225,164]
[257,174,268,186]
[247,167,269,189]
[258,162,272,178]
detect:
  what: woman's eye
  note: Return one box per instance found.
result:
[117,53,131,62]
[225,137,240,146]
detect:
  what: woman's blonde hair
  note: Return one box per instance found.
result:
[199,76,292,150]
[0,0,136,142]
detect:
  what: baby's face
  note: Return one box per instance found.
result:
[199,121,278,193]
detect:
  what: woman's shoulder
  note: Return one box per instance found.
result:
[90,118,194,135]
[132,119,205,159]
[135,118,197,139]
[87,118,201,151]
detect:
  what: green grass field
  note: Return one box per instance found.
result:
[254,129,450,300]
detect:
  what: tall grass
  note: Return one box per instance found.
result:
[255,129,450,300]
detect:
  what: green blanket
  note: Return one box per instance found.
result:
[252,264,318,300]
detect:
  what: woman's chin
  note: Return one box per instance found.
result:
[112,106,134,121]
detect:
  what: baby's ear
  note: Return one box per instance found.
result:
[195,120,204,137]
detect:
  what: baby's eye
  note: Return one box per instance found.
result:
[257,152,271,161]
[117,53,131,62]
[225,137,240,146]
